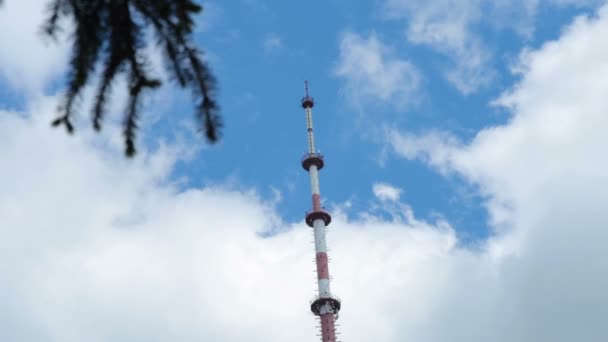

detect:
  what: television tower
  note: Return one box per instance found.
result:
[300,81,341,342]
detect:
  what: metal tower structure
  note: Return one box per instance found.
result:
[300,81,341,342]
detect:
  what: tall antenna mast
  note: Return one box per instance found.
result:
[300,81,341,342]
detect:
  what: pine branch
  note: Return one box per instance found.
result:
[43,0,220,157]
[53,0,105,134]
[42,0,69,37]
[134,0,222,142]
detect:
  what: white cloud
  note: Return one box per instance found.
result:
[382,0,497,93]
[263,33,282,54]
[333,31,421,108]
[0,97,459,341]
[389,129,462,174]
[0,0,70,95]
[380,0,602,94]
[390,6,608,339]
[372,182,403,202]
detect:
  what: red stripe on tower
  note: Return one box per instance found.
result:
[312,194,321,211]
[321,314,337,341]
[316,252,329,279]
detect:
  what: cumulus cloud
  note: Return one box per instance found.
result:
[0,0,70,95]
[389,129,462,174]
[333,31,421,108]
[0,97,459,341]
[372,182,403,202]
[390,5,608,340]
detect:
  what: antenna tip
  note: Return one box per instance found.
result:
[301,80,314,108]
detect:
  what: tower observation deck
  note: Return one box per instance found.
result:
[300,81,341,342]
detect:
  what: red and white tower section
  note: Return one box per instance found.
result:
[300,82,341,342]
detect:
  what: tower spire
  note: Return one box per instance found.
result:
[300,81,341,342]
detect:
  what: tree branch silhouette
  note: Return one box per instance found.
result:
[39,0,220,157]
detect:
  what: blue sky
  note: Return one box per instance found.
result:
[2,1,608,341]
[148,0,598,240]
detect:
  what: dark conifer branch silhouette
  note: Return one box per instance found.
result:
[40,0,220,157]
